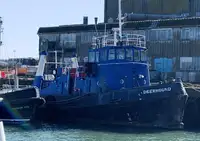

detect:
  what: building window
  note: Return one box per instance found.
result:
[39,34,59,41]
[108,49,115,60]
[116,49,125,60]
[181,27,196,40]
[81,32,97,43]
[195,27,200,39]
[126,48,133,61]
[96,51,99,62]
[89,52,95,62]
[134,50,140,61]
[100,49,107,61]
[149,28,172,41]
[60,33,76,48]
[149,30,157,41]
[180,57,192,71]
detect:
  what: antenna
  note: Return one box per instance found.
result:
[104,23,107,36]
[94,17,99,36]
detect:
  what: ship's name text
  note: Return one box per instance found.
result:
[143,87,172,94]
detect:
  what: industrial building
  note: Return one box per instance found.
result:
[37,0,200,82]
[104,0,200,22]
[38,17,200,81]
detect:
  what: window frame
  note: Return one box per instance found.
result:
[100,49,108,61]
[108,49,115,60]
[96,51,99,62]
[116,48,125,60]
[126,48,133,61]
[134,49,140,61]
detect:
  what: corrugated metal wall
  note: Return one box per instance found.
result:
[104,0,199,22]
[142,27,200,58]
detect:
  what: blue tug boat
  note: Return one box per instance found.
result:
[33,0,188,129]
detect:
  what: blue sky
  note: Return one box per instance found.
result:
[0,0,104,59]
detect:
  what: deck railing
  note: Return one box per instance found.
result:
[92,33,146,49]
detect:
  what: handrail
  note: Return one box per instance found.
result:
[92,33,146,49]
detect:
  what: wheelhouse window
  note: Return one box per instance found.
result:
[141,50,147,61]
[96,51,99,62]
[126,48,133,61]
[134,49,140,61]
[100,49,107,61]
[108,49,115,60]
[116,49,125,60]
[89,51,95,62]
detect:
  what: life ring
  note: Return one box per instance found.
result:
[97,81,100,86]
[120,79,124,84]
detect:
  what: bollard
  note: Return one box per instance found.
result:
[0,122,6,141]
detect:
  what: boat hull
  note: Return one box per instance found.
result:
[0,87,45,123]
[35,82,188,129]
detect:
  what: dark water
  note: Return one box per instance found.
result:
[4,124,200,141]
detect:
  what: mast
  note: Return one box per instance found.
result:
[13,50,19,90]
[118,0,122,41]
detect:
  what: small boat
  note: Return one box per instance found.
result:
[0,87,45,124]
[33,0,188,129]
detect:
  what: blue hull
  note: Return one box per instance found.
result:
[34,82,188,129]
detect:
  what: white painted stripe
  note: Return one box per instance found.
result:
[98,62,148,66]
[0,122,5,141]
[0,119,30,122]
[36,55,46,76]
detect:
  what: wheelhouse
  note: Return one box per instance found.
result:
[88,31,147,64]
[88,46,148,64]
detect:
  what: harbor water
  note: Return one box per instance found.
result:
[4,124,200,141]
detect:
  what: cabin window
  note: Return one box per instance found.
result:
[134,50,140,61]
[141,50,147,61]
[100,49,107,61]
[126,49,133,61]
[96,51,99,62]
[89,52,95,62]
[108,49,115,60]
[116,49,125,60]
